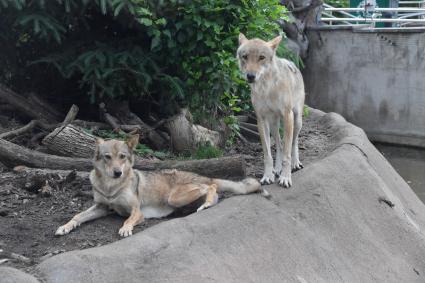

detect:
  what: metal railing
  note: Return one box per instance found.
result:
[321,2,425,27]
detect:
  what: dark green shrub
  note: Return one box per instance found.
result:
[0,0,291,121]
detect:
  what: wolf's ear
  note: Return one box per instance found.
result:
[267,35,282,51]
[126,134,139,151]
[94,138,104,160]
[239,33,248,46]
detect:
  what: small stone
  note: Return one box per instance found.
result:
[0,209,9,217]
[40,181,52,197]
[52,249,65,255]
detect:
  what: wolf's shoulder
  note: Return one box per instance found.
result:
[276,57,298,74]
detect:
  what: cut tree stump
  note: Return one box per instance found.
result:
[0,138,246,178]
[165,108,223,153]
[42,124,97,158]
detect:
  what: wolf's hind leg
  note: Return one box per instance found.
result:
[55,204,110,236]
[168,184,218,212]
[168,184,208,207]
[292,104,303,171]
[196,184,218,212]
[271,119,283,176]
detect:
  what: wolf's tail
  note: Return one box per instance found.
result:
[213,177,270,198]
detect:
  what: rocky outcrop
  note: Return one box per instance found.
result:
[4,109,425,282]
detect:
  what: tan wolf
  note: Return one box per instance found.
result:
[237,33,305,187]
[55,135,268,237]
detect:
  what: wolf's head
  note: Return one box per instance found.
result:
[93,135,139,179]
[237,33,282,84]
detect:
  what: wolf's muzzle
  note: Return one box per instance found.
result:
[113,170,122,178]
[246,73,256,83]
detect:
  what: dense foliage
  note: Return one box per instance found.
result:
[0,0,291,122]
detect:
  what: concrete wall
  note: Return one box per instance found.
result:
[303,27,425,147]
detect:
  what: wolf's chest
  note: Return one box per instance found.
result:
[93,188,135,216]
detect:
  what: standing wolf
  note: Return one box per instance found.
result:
[55,135,267,237]
[237,33,305,187]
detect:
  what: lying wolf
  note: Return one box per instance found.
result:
[237,33,305,187]
[56,135,268,237]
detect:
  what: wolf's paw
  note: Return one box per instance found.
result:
[197,203,211,212]
[291,160,303,172]
[278,175,292,188]
[55,220,77,236]
[119,225,133,237]
[273,168,282,177]
[260,174,275,185]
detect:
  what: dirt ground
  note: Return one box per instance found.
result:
[0,113,333,272]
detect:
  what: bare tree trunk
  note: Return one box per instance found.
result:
[280,0,323,59]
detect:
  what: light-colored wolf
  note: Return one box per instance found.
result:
[55,135,267,237]
[237,33,305,187]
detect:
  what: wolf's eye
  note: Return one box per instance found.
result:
[242,54,248,60]
[119,154,126,160]
[259,55,265,61]
[104,154,111,160]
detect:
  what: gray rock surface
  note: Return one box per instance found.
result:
[4,109,425,282]
[0,267,39,283]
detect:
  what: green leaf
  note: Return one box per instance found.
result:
[138,18,152,26]
[155,18,167,26]
[99,0,107,14]
[151,35,161,50]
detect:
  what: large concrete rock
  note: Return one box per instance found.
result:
[0,267,39,283]
[6,110,425,282]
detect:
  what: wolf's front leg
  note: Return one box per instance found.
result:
[55,204,110,235]
[257,117,274,185]
[278,109,294,188]
[118,207,144,237]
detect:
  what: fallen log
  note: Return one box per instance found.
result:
[101,101,167,149]
[0,138,246,178]
[239,125,260,142]
[72,120,110,130]
[0,84,61,122]
[0,120,40,139]
[240,122,258,132]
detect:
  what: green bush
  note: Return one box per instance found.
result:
[192,143,223,159]
[0,0,290,121]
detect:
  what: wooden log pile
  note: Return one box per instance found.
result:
[0,83,247,180]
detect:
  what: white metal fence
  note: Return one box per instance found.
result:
[321,1,425,27]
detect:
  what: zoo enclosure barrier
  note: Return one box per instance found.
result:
[321,0,425,28]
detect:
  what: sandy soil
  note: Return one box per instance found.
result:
[0,113,333,272]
